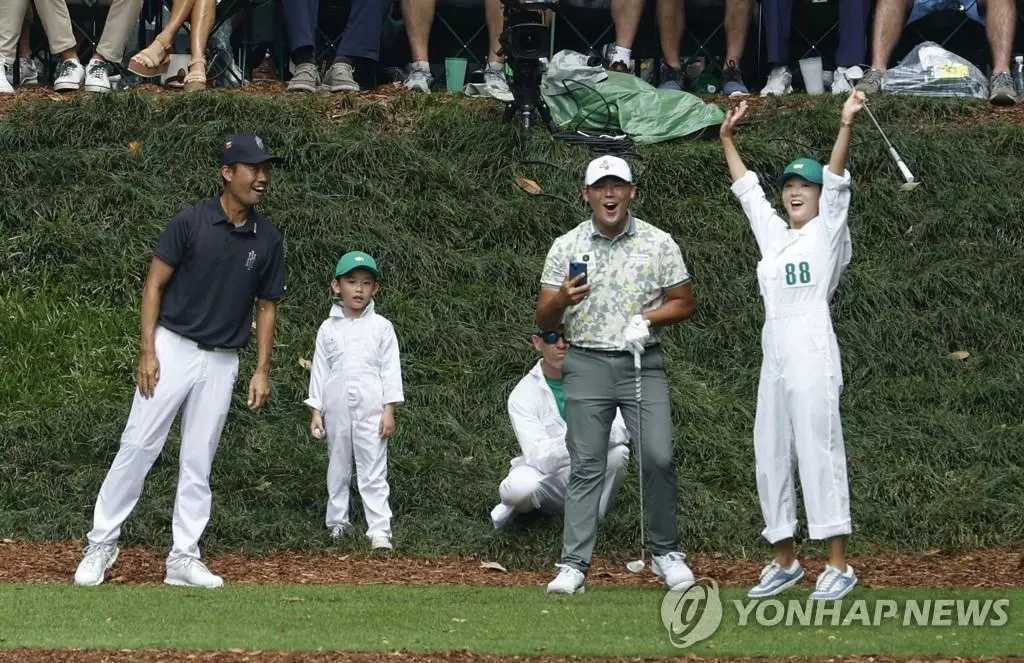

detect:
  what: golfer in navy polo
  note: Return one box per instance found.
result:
[75,134,288,589]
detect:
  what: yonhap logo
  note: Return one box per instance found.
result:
[661,578,723,649]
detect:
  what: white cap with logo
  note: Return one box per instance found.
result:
[584,155,633,186]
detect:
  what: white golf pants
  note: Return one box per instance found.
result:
[86,326,239,563]
[324,401,392,538]
[499,445,630,518]
[754,323,851,543]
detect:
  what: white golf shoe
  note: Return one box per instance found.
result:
[546,563,586,594]
[164,557,224,588]
[74,543,119,586]
[370,534,393,550]
[652,551,696,591]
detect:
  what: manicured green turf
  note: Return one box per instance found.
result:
[0,584,1019,657]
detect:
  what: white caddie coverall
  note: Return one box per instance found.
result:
[731,166,854,543]
[305,299,404,538]
[491,359,630,526]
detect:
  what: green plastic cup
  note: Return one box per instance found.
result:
[445,57,468,92]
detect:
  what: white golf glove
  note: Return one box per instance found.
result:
[622,314,650,355]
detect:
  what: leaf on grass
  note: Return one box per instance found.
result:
[479,561,507,572]
[949,350,970,360]
[514,177,543,195]
[299,357,312,370]
[127,140,142,156]
[254,481,272,491]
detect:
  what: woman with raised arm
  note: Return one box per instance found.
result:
[720,90,865,601]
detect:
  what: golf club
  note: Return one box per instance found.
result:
[843,66,920,191]
[626,351,646,574]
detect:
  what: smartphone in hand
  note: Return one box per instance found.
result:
[569,260,588,286]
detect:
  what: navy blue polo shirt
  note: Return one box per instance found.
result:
[153,197,287,349]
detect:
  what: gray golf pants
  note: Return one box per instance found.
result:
[559,345,679,573]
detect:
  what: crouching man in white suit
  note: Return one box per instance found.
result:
[491,326,630,528]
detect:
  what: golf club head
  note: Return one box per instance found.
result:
[844,65,865,82]
[626,560,645,573]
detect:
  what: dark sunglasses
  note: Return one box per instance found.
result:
[538,331,566,344]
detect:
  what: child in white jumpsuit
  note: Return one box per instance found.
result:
[720,91,866,601]
[305,251,404,550]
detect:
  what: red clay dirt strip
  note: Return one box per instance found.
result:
[0,540,1020,589]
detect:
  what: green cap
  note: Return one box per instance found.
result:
[334,251,379,279]
[779,158,824,186]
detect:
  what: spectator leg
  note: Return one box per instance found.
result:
[485,0,503,63]
[610,0,644,62]
[868,0,911,72]
[984,0,1015,73]
[281,0,318,63]
[336,0,392,62]
[656,0,684,69]
[95,0,146,64]
[724,0,753,65]
[763,0,793,66]
[402,0,437,63]
[836,0,870,67]
[26,0,77,61]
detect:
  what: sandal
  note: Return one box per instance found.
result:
[128,37,171,78]
[183,58,207,92]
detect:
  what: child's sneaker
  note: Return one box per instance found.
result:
[370,534,393,550]
[810,563,858,600]
[748,559,804,598]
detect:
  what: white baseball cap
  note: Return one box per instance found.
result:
[584,155,633,186]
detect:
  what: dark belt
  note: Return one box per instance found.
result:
[197,342,234,352]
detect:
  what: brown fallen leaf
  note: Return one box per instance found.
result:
[127,140,142,155]
[949,350,970,360]
[514,176,542,195]
[298,357,312,370]
[479,561,507,572]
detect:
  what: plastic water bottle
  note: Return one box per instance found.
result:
[1013,55,1024,95]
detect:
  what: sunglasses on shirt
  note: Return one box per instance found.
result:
[537,330,566,344]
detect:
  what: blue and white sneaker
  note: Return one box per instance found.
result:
[747,559,804,598]
[810,564,858,600]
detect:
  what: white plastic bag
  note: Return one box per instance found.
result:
[882,41,989,99]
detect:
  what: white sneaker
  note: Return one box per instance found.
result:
[330,524,349,538]
[810,563,858,601]
[831,67,853,95]
[0,62,13,94]
[53,58,85,92]
[404,61,433,93]
[74,543,119,586]
[546,563,586,594]
[651,551,696,591]
[370,534,393,550]
[84,59,111,93]
[482,61,513,102]
[761,65,792,96]
[164,558,224,588]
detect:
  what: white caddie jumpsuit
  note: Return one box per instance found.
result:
[304,299,404,538]
[731,167,854,543]
[492,359,631,523]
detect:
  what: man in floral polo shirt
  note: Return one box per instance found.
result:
[536,154,698,595]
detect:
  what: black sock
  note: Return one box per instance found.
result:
[291,47,314,65]
[334,55,353,66]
